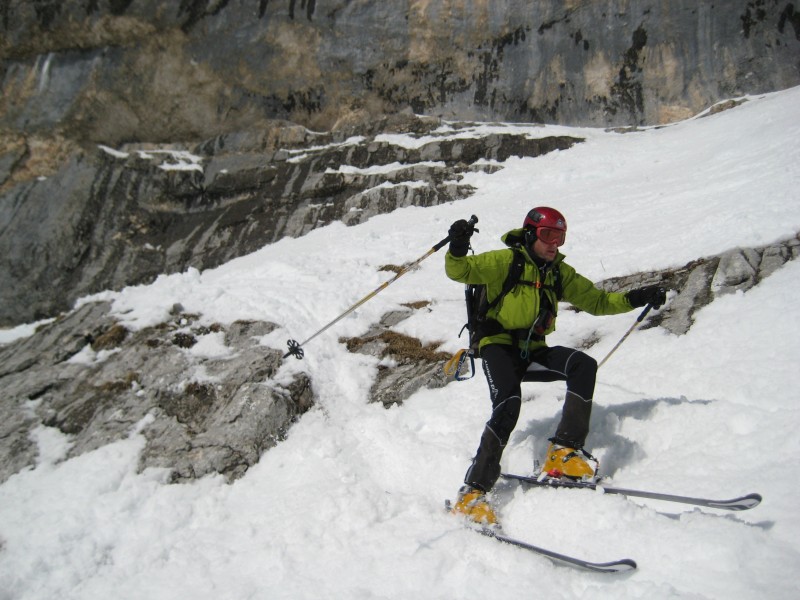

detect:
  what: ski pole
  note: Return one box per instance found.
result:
[284,215,479,359]
[597,303,654,369]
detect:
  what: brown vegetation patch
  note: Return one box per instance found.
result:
[705,98,747,117]
[343,331,449,363]
[157,381,217,430]
[96,371,141,394]
[91,324,129,351]
[0,133,82,194]
[378,264,403,274]
[402,300,431,310]
[172,332,197,348]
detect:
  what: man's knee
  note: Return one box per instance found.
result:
[565,350,597,400]
[488,395,521,442]
[569,351,597,375]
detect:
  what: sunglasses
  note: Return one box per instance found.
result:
[537,227,566,246]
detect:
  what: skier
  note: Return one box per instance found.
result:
[446,207,666,524]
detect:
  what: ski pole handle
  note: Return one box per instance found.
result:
[432,214,479,251]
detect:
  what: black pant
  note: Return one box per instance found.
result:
[464,344,598,492]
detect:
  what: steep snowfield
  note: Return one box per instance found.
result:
[1,86,799,599]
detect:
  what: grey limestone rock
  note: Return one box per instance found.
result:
[0,301,313,484]
[0,121,581,326]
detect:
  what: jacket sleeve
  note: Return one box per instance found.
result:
[559,262,634,316]
[445,249,513,285]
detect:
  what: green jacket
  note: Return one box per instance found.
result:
[445,228,634,352]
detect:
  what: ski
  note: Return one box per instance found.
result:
[445,500,637,573]
[501,472,762,511]
[481,527,637,573]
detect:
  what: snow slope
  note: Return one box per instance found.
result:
[1,86,799,599]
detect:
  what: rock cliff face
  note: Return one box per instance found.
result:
[2,0,799,325]
[2,0,798,144]
[0,299,313,484]
[0,114,579,325]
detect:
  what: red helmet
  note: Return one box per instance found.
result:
[523,207,567,246]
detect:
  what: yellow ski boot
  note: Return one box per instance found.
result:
[451,485,498,526]
[541,443,598,481]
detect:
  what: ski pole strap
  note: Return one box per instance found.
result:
[456,351,476,380]
[443,351,462,377]
[443,348,476,380]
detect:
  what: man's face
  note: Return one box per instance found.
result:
[529,226,565,262]
[532,237,559,262]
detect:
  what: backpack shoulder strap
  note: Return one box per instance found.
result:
[483,248,526,315]
[553,264,563,300]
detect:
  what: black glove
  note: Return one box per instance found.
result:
[626,285,667,309]
[448,219,475,257]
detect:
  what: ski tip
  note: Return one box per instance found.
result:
[719,492,763,511]
[745,492,763,506]
[705,492,762,511]
[598,558,638,573]
[741,493,763,509]
[582,558,637,573]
